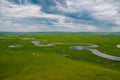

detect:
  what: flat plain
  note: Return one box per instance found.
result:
[0,32,120,80]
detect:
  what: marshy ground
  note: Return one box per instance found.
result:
[0,33,120,80]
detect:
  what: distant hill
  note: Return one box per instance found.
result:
[0,32,120,36]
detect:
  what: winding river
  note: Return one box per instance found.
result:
[117,44,120,48]
[32,41,120,61]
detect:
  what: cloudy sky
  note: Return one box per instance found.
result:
[0,0,120,32]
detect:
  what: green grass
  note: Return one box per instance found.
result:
[0,33,120,80]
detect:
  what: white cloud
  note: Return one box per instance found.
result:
[112,26,120,32]
[0,17,97,32]
[0,20,56,32]
[115,20,120,25]
[1,0,96,32]
[0,0,65,19]
[65,0,119,21]
[1,0,120,32]
[91,3,119,21]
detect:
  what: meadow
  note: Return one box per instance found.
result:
[0,32,120,80]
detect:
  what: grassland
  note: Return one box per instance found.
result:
[0,32,120,80]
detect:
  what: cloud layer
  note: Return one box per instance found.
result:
[0,0,120,32]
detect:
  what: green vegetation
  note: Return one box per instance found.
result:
[0,32,120,80]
